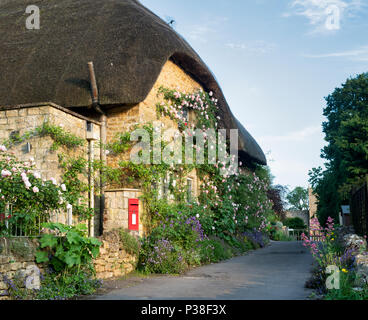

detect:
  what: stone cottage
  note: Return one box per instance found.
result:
[0,0,266,238]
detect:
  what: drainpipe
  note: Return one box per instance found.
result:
[86,135,95,237]
[88,61,107,236]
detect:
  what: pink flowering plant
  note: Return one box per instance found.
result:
[301,217,343,268]
[0,147,68,236]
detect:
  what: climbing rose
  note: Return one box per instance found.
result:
[0,145,7,152]
[1,169,11,177]
[50,177,57,185]
[32,186,39,193]
[33,172,41,179]
[61,184,67,192]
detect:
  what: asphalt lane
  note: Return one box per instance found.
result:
[94,241,314,300]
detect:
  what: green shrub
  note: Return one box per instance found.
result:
[120,228,140,256]
[273,230,294,241]
[5,269,102,300]
[242,237,255,251]
[199,238,232,264]
[138,238,187,274]
[35,223,101,273]
[283,217,306,229]
[37,271,101,300]
[324,272,368,300]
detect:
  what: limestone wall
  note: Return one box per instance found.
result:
[0,231,138,299]
[94,229,137,280]
[103,188,144,235]
[0,104,100,182]
[0,104,101,228]
[0,237,44,300]
[285,210,310,228]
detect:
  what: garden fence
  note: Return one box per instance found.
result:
[0,203,73,237]
[351,177,368,237]
[288,228,305,241]
[288,228,323,241]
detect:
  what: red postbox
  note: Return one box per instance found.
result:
[128,198,139,231]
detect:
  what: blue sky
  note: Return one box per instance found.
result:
[141,0,368,189]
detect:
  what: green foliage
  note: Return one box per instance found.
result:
[36,271,102,300]
[58,154,93,221]
[272,230,294,241]
[36,121,85,151]
[2,121,85,151]
[106,132,131,155]
[138,238,187,274]
[120,229,140,256]
[198,238,232,264]
[5,270,102,300]
[309,166,342,225]
[0,151,68,236]
[1,122,94,224]
[36,222,101,272]
[286,186,309,211]
[283,217,306,229]
[324,272,368,300]
[309,73,368,224]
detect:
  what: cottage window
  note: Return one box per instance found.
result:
[86,121,93,132]
[157,174,170,200]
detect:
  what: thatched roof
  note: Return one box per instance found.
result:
[0,0,266,165]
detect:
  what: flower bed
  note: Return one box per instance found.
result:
[303,217,368,299]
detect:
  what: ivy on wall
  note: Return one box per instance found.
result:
[2,121,85,151]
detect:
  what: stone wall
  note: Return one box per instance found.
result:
[0,237,43,300]
[0,104,101,233]
[94,229,138,280]
[0,231,139,299]
[103,188,144,235]
[0,104,100,181]
[285,210,310,228]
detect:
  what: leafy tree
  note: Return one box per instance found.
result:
[286,186,309,211]
[267,184,288,218]
[309,72,368,224]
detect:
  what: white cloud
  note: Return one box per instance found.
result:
[184,16,228,43]
[303,45,368,61]
[259,126,322,144]
[187,26,212,43]
[226,40,277,55]
[285,0,364,33]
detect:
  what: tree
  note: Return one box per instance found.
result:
[309,72,368,225]
[286,186,309,211]
[267,184,288,218]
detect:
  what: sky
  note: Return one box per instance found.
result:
[141,0,368,190]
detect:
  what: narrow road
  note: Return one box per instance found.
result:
[94,241,314,300]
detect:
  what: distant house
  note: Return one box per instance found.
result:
[0,0,266,237]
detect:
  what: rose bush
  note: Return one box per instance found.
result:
[0,146,68,236]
